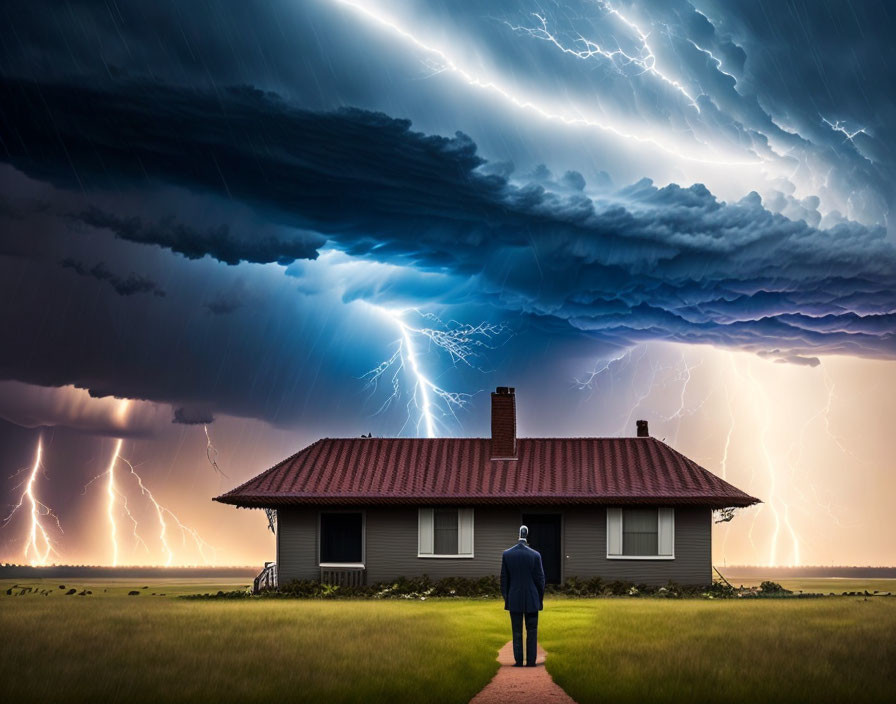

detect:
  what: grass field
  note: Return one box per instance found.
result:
[2,579,894,703]
[723,577,895,594]
[540,598,896,704]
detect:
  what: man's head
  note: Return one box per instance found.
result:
[519,525,528,542]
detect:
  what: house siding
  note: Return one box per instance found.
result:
[276,504,712,587]
[277,508,318,583]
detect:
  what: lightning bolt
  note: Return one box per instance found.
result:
[84,445,216,566]
[662,353,710,445]
[574,349,631,394]
[81,399,216,565]
[105,437,124,567]
[714,357,742,562]
[203,424,227,477]
[120,455,215,565]
[822,117,866,143]
[686,40,737,83]
[118,455,174,566]
[742,357,790,567]
[329,0,761,166]
[2,437,62,565]
[507,8,700,111]
[364,307,503,438]
[617,346,663,435]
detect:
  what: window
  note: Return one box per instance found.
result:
[418,508,474,557]
[606,507,674,559]
[319,512,363,565]
[433,509,459,555]
[623,508,658,555]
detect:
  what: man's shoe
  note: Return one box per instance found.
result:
[513,663,524,667]
[525,663,537,667]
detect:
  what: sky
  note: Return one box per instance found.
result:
[0,0,894,568]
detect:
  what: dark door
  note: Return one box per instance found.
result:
[521,513,562,584]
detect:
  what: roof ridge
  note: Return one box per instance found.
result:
[314,436,654,440]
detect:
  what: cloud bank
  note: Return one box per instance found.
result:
[1,75,893,364]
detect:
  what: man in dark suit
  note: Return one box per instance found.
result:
[500,525,546,667]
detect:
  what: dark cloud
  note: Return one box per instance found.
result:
[61,258,165,297]
[757,351,821,368]
[204,295,244,316]
[72,207,322,266]
[0,74,894,363]
[172,406,215,425]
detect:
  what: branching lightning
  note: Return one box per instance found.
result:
[573,345,841,567]
[2,437,62,565]
[364,307,504,438]
[76,399,216,565]
[574,349,631,393]
[84,446,216,566]
[506,8,700,111]
[330,0,762,166]
[822,117,866,143]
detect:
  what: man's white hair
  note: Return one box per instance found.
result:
[519,525,528,541]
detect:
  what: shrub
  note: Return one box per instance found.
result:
[183,575,806,601]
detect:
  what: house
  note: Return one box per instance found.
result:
[214,387,759,589]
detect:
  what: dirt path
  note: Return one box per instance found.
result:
[468,641,578,704]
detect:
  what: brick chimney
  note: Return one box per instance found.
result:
[636,419,649,437]
[491,387,517,459]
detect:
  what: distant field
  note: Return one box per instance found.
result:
[723,577,895,594]
[2,579,894,703]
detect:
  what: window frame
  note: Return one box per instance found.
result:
[318,509,366,568]
[606,506,675,560]
[417,507,475,558]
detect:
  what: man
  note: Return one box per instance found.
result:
[500,525,546,667]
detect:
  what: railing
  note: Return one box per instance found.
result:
[253,561,278,594]
[320,566,366,587]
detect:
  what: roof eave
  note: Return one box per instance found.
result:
[213,494,761,509]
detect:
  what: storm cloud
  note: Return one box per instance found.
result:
[61,258,166,297]
[1,75,893,365]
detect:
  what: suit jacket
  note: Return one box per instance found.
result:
[500,540,546,612]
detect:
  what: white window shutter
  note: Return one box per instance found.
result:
[458,508,474,556]
[607,508,623,556]
[658,507,674,556]
[418,508,434,555]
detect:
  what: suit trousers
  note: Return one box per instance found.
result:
[509,611,539,665]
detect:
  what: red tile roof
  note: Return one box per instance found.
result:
[214,437,759,509]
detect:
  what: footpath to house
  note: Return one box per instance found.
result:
[469,641,578,704]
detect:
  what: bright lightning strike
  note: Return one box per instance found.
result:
[364,308,503,438]
[119,455,215,566]
[84,444,216,565]
[742,358,788,567]
[330,0,761,166]
[105,437,124,567]
[507,10,700,110]
[822,117,866,143]
[2,438,61,565]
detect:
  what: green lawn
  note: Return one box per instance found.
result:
[2,579,894,703]
[1,580,507,704]
[540,598,896,704]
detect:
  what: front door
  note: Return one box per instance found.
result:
[521,513,562,584]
